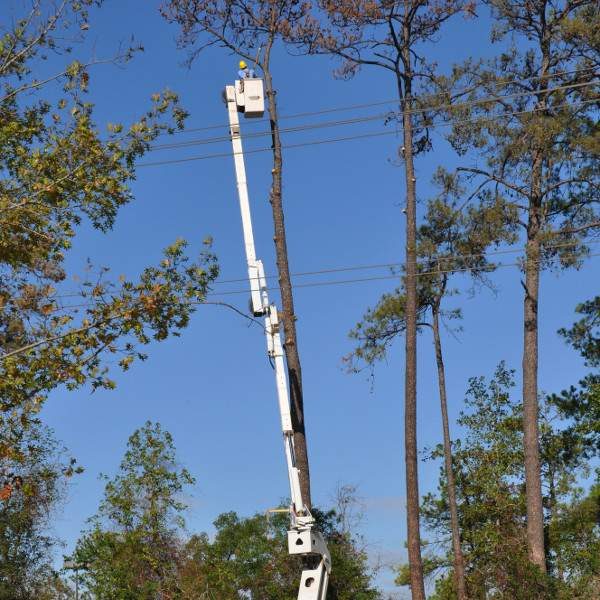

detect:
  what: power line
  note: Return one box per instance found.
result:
[148,79,598,152]
[9,74,593,207]
[137,96,599,168]
[156,66,598,138]
[211,238,600,286]
[39,238,600,302]
[7,71,594,207]
[44,247,600,308]
[150,111,389,151]
[206,250,600,299]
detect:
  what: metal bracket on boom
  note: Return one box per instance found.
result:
[225,83,331,600]
[248,259,267,316]
[289,527,331,600]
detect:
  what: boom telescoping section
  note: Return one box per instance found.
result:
[224,80,331,600]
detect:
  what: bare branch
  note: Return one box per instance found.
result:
[456,167,529,197]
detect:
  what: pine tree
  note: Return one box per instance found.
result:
[438,0,599,571]
[346,193,516,599]
[290,4,477,595]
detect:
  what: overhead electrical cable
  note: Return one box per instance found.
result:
[45,251,600,312]
[10,74,594,206]
[209,238,600,286]
[155,65,598,138]
[41,241,600,304]
[12,253,597,359]
[205,251,600,298]
[148,79,598,152]
[137,96,599,168]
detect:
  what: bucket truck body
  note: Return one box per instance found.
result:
[224,83,331,600]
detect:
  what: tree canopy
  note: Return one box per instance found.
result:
[75,421,194,598]
[0,416,80,599]
[0,0,219,456]
[0,2,598,598]
[407,362,599,599]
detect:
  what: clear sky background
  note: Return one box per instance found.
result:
[4,0,598,596]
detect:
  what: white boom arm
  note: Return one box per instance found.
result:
[225,82,331,600]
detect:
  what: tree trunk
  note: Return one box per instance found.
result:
[522,192,545,571]
[262,55,312,509]
[521,38,550,572]
[399,41,426,598]
[432,305,468,600]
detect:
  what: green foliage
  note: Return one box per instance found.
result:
[548,376,600,463]
[345,194,515,373]
[0,238,217,415]
[0,1,217,458]
[179,506,382,600]
[394,553,447,587]
[438,1,600,262]
[551,297,600,462]
[76,422,194,599]
[404,363,600,598]
[179,511,296,599]
[546,483,600,599]
[76,424,382,599]
[0,418,81,599]
[559,296,600,367]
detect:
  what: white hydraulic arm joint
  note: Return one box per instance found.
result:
[225,81,331,600]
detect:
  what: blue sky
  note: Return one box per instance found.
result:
[4,0,597,595]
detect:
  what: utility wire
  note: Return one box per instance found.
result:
[8,71,593,205]
[11,255,599,356]
[138,96,599,168]
[38,238,600,301]
[156,65,598,138]
[150,111,389,151]
[149,79,598,152]
[11,251,598,359]
[42,244,600,308]
[9,74,593,205]
[206,251,600,299]
[211,239,600,286]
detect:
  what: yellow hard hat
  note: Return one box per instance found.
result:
[239,60,247,69]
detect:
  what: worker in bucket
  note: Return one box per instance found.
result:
[238,60,255,91]
[238,60,255,79]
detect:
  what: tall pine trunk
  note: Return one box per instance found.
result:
[523,167,545,571]
[399,42,426,597]
[432,304,467,600]
[522,36,550,572]
[262,49,312,509]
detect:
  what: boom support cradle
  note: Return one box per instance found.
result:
[225,83,331,600]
